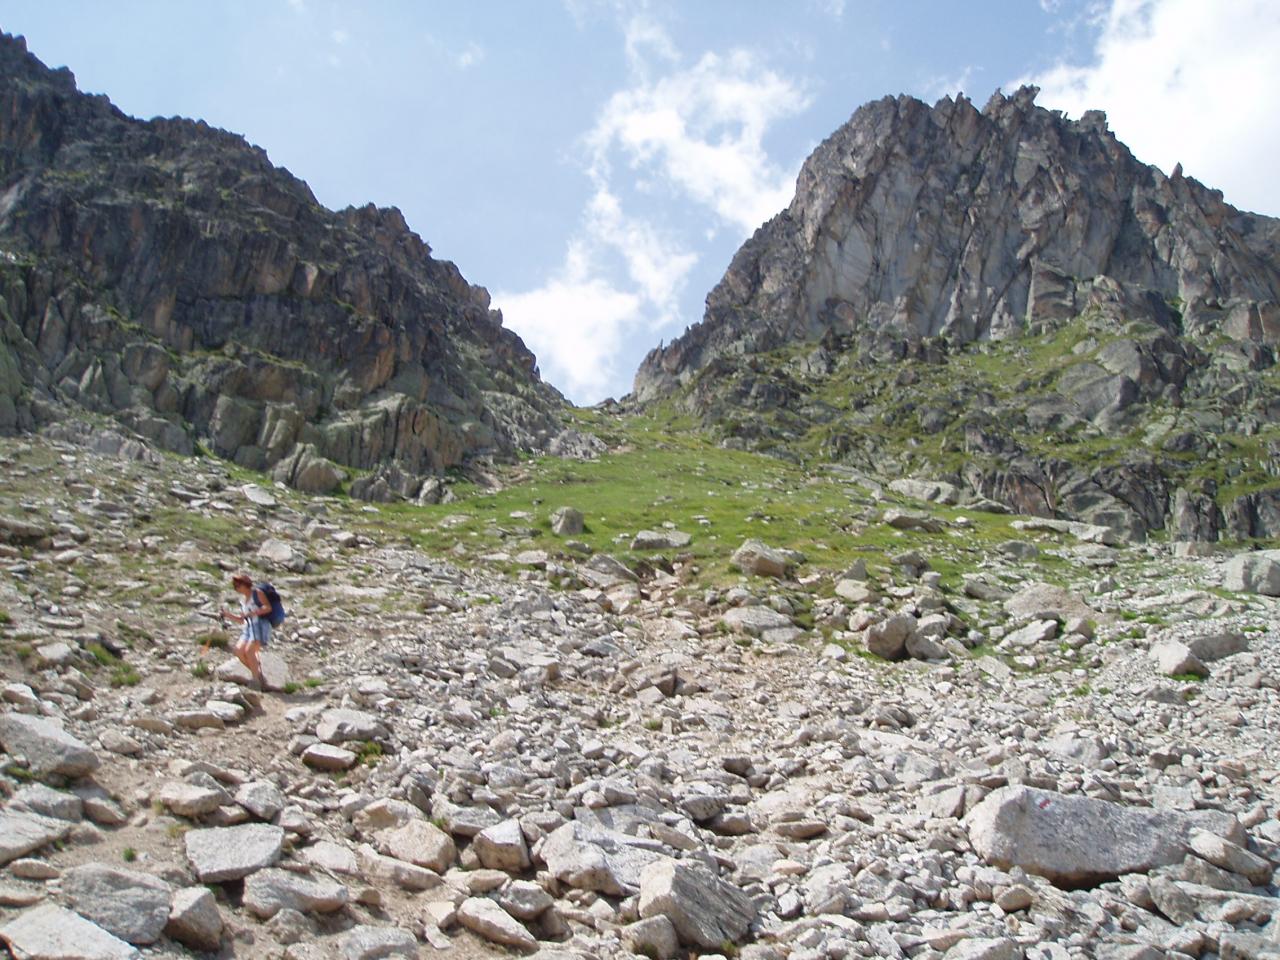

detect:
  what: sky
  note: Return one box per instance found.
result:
[4,1,1278,404]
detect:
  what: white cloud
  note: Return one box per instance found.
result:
[330,27,349,45]
[496,245,643,400]
[922,66,976,102]
[1027,0,1280,216]
[285,0,306,12]
[455,42,485,69]
[497,14,809,403]
[587,38,809,233]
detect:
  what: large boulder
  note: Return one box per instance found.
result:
[1149,640,1209,678]
[638,859,756,949]
[316,708,388,745]
[0,712,100,777]
[165,887,223,953]
[242,868,349,919]
[0,810,73,866]
[864,613,916,660]
[63,863,173,946]
[730,540,789,578]
[632,529,693,550]
[967,785,1241,888]
[457,896,537,951]
[721,606,793,637]
[0,903,139,960]
[550,507,584,536]
[1222,551,1280,595]
[472,818,531,873]
[378,819,456,873]
[541,821,666,896]
[184,824,284,882]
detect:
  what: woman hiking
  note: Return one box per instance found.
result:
[224,573,274,690]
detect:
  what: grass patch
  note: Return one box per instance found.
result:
[86,642,119,667]
[0,609,11,627]
[190,660,211,679]
[122,847,137,863]
[356,741,383,767]
[304,677,323,688]
[110,664,141,687]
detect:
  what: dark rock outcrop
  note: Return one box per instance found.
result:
[634,87,1280,540]
[0,34,563,489]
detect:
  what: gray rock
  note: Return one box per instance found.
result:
[0,810,73,866]
[457,896,536,951]
[242,868,349,919]
[1150,640,1209,678]
[549,507,584,537]
[184,823,284,882]
[0,903,138,960]
[378,819,456,873]
[11,783,83,822]
[473,818,531,873]
[967,785,1240,887]
[623,916,681,960]
[1184,629,1249,661]
[1003,583,1097,622]
[721,605,793,636]
[495,880,553,920]
[541,821,665,896]
[316,708,388,745]
[730,540,789,578]
[637,859,756,949]
[340,925,421,960]
[889,478,959,505]
[864,613,916,660]
[943,940,1024,960]
[158,780,227,818]
[0,712,100,777]
[62,863,172,945]
[165,887,223,953]
[631,529,693,550]
[1188,829,1273,884]
[235,780,286,821]
[303,743,357,770]
[1223,551,1280,595]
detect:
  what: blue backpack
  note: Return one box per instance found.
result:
[256,582,287,627]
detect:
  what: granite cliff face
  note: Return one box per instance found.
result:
[635,87,1280,541]
[0,34,563,497]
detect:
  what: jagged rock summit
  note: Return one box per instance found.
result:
[634,86,1280,540]
[0,33,564,497]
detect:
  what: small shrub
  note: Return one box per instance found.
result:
[122,847,137,863]
[1170,672,1205,683]
[110,665,141,687]
[86,642,118,667]
[190,661,211,679]
[0,609,11,627]
[304,677,323,688]
[643,718,662,731]
[282,681,301,694]
[15,644,32,660]
[194,631,228,651]
[356,741,383,767]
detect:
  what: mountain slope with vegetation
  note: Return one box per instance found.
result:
[0,33,565,500]
[634,86,1280,543]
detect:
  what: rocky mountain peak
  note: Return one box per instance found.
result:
[0,32,565,502]
[635,85,1280,401]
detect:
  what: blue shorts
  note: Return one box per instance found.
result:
[240,619,270,648]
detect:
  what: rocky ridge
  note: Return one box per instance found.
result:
[2,429,1280,960]
[633,86,1280,543]
[0,33,566,500]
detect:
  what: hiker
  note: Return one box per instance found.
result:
[223,573,285,689]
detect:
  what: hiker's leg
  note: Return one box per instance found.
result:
[245,639,263,678]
